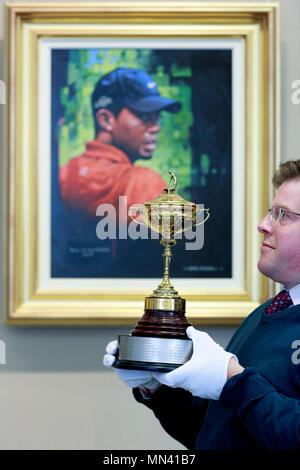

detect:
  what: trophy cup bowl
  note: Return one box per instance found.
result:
[113,171,210,372]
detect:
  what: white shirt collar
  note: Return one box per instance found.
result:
[282,283,300,306]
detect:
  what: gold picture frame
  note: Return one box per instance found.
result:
[4,2,279,326]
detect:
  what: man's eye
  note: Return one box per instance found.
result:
[135,112,159,123]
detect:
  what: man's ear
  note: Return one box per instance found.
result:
[95,109,115,132]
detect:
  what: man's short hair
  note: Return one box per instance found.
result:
[272,159,300,188]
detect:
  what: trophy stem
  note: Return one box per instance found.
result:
[161,239,175,288]
[152,238,178,297]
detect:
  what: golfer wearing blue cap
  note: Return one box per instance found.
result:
[59,67,181,221]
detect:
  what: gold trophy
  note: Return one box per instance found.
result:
[114,171,210,372]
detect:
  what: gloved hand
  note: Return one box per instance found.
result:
[153,326,238,400]
[103,340,160,390]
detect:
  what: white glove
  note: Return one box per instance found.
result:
[103,340,160,390]
[153,326,238,400]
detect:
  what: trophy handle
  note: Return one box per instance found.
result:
[128,204,148,226]
[174,207,210,236]
[194,207,210,226]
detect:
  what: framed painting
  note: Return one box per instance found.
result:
[4,2,279,325]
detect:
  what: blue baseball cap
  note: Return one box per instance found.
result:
[92,67,182,114]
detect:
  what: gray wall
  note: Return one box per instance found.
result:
[0,0,299,450]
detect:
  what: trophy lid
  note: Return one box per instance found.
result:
[143,171,196,210]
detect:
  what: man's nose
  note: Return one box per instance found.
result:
[257,212,274,234]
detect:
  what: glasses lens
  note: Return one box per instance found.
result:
[275,207,281,222]
[272,207,293,225]
[269,207,281,222]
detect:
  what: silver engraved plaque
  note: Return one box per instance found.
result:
[114,334,193,372]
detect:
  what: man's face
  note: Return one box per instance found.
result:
[111,108,161,161]
[257,177,300,288]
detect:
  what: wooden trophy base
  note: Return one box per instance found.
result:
[113,297,193,372]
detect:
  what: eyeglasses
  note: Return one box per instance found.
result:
[268,206,300,225]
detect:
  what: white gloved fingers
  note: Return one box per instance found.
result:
[186,325,205,342]
[186,325,196,339]
[103,340,118,367]
[153,364,189,388]
[103,353,116,367]
[116,369,152,382]
[187,326,217,355]
[115,368,159,388]
[153,371,171,386]
[141,377,161,390]
[106,340,118,355]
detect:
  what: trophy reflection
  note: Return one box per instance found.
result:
[114,171,210,372]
